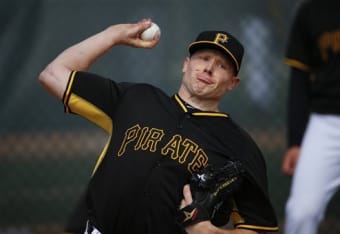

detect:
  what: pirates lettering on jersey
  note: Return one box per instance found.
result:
[117,124,208,173]
[161,134,208,173]
[118,124,165,156]
[318,29,340,61]
[161,135,198,163]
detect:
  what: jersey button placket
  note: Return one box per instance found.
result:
[177,113,191,129]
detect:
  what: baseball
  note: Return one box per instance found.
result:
[141,22,161,41]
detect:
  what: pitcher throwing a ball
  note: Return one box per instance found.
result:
[39,18,278,234]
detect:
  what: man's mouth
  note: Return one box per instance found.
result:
[197,73,213,84]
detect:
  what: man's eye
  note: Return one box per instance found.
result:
[199,56,209,61]
[217,63,226,69]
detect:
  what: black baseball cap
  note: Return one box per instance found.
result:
[188,31,244,75]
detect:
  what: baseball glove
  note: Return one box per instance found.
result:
[177,160,245,227]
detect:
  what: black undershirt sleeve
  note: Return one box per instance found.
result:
[287,67,310,147]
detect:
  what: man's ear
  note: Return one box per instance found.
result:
[182,57,190,73]
[228,77,240,91]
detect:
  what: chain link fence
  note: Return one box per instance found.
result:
[1,0,339,233]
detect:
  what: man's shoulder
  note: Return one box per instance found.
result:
[121,82,168,96]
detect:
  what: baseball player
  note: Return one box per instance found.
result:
[39,19,278,234]
[282,0,340,233]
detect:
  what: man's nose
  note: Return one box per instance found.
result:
[203,60,214,73]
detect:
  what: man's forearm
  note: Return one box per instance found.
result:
[38,19,159,99]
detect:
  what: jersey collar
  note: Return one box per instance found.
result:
[173,94,229,118]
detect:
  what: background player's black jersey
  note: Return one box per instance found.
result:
[285,0,340,114]
[63,71,278,233]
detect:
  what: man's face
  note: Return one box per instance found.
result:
[181,49,240,100]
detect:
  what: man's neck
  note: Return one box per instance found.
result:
[177,92,220,112]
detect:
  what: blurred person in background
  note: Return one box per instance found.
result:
[282,0,340,233]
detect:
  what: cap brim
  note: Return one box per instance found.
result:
[188,41,240,73]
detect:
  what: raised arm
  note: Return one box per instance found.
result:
[39,19,160,99]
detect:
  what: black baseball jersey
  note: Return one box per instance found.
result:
[63,71,278,233]
[285,0,340,114]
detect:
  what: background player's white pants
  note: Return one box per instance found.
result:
[284,113,340,234]
[84,220,102,234]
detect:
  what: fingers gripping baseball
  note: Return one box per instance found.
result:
[112,19,160,48]
[177,161,245,227]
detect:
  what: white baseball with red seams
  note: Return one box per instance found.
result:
[141,22,161,41]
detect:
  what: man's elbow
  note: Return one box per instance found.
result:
[38,67,51,87]
[38,65,68,100]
